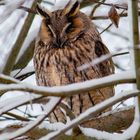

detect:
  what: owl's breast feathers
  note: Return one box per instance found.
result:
[34,32,114,118]
[34,1,114,125]
[34,28,114,85]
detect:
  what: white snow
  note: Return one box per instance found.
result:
[0,94,41,115]
[16,28,40,63]
[39,90,140,140]
[0,71,135,97]
[11,66,34,78]
[0,0,25,24]
[0,0,138,139]
[0,74,20,83]
[53,0,71,10]
[0,97,61,140]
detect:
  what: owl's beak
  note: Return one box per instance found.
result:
[54,37,66,48]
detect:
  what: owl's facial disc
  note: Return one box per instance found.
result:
[37,1,85,48]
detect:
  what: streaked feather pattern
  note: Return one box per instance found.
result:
[34,1,114,126]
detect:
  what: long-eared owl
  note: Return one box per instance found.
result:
[33,1,114,127]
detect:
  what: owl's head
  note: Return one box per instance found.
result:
[36,1,91,48]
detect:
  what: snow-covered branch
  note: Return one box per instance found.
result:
[128,0,140,139]
[0,97,61,140]
[40,90,139,140]
[0,74,19,84]
[0,71,136,97]
[0,106,134,139]
[2,0,42,75]
[0,94,42,115]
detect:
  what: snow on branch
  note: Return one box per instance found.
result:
[11,66,35,79]
[0,97,61,140]
[128,0,140,139]
[81,106,134,132]
[78,50,129,71]
[40,90,140,140]
[0,106,134,139]
[0,94,42,115]
[0,71,136,97]
[2,0,42,75]
[0,74,20,84]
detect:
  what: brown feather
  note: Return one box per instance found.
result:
[34,3,114,126]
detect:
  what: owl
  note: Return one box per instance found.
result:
[33,1,114,127]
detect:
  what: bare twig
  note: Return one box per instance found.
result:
[92,1,127,10]
[96,25,129,40]
[90,0,106,17]
[78,51,129,71]
[92,11,140,20]
[5,112,30,122]
[0,95,43,116]
[100,23,113,34]
[80,0,128,9]
[19,6,36,14]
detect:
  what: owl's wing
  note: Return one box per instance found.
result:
[94,40,114,77]
[70,39,115,116]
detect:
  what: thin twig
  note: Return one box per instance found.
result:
[96,25,129,40]
[19,6,36,14]
[81,0,128,9]
[92,11,140,20]
[92,0,128,10]
[5,112,30,122]
[99,9,125,33]
[78,50,129,71]
[100,23,113,34]
[90,0,106,18]
[0,74,20,84]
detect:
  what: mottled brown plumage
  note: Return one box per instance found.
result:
[34,1,114,126]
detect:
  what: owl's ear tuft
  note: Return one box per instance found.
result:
[36,3,51,19]
[63,1,80,17]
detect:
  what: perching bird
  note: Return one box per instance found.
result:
[33,1,114,127]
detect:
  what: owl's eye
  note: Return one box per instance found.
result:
[47,24,56,38]
[64,23,74,33]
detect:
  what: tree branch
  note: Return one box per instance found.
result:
[128,0,140,139]
[2,0,42,75]
[82,106,134,132]
[13,40,35,70]
[0,97,61,140]
[0,74,19,84]
[0,71,136,97]
[80,0,127,9]
[39,90,139,140]
[0,107,134,139]
[95,10,140,20]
